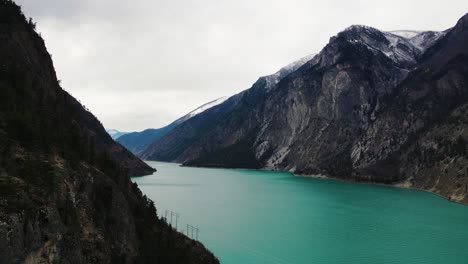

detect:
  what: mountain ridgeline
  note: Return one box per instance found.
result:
[143,14,468,203]
[117,97,227,155]
[0,1,218,263]
[106,129,129,140]
[138,54,316,162]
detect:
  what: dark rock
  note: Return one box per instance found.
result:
[148,12,468,204]
[0,1,218,263]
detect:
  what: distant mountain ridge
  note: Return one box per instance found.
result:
[144,13,468,204]
[127,54,317,160]
[106,128,129,139]
[117,97,227,155]
[138,53,317,161]
[184,97,228,119]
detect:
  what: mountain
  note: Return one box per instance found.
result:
[106,129,129,139]
[0,1,218,263]
[145,13,468,203]
[184,97,228,119]
[352,13,468,199]
[139,54,316,162]
[117,97,227,155]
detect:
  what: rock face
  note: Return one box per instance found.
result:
[139,54,316,164]
[351,13,468,200]
[118,97,227,155]
[0,1,218,263]
[148,13,468,203]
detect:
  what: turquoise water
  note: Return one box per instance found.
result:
[132,161,468,264]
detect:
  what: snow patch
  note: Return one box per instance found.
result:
[341,26,443,66]
[186,97,228,118]
[106,129,120,136]
[387,30,445,52]
[106,129,129,139]
[408,31,445,51]
[344,25,377,32]
[380,32,420,64]
[264,53,317,91]
[389,30,423,39]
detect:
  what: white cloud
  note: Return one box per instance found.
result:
[16,0,468,131]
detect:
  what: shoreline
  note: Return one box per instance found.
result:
[144,160,468,206]
[293,173,468,206]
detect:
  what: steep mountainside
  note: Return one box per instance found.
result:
[117,126,176,155]
[139,54,316,163]
[117,97,227,155]
[143,25,432,166]
[148,14,468,203]
[0,1,218,263]
[351,13,468,200]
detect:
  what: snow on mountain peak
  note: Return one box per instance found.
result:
[107,129,119,135]
[186,97,228,118]
[281,53,317,72]
[106,129,129,139]
[389,30,423,39]
[387,30,445,51]
[338,26,420,66]
[343,25,379,33]
[407,31,445,51]
[337,25,444,66]
[264,53,317,90]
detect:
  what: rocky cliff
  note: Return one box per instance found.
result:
[139,54,317,165]
[0,1,218,263]
[147,13,468,203]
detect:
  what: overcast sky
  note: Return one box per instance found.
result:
[16,0,468,131]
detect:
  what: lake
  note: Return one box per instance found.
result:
[132,161,468,264]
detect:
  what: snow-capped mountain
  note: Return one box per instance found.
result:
[336,25,443,67]
[117,97,228,154]
[389,30,446,51]
[406,31,446,51]
[264,53,317,90]
[106,129,129,139]
[185,97,228,119]
[142,13,468,203]
[138,52,320,161]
